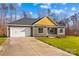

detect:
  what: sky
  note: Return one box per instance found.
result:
[17,3,79,18]
[0,3,79,20]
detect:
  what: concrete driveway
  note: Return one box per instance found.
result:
[0,37,74,56]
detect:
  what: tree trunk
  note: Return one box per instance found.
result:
[10,10,12,22]
[15,9,16,20]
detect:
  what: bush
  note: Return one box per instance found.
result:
[0,35,7,37]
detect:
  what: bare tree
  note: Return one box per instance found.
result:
[15,8,17,20]
[9,4,16,22]
[47,9,51,17]
[0,8,2,24]
[65,18,70,35]
[71,13,78,35]
[22,11,27,18]
[1,3,8,25]
[38,12,42,18]
[1,3,8,35]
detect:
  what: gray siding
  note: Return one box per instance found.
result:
[33,27,48,36]
[57,28,65,36]
[32,27,65,37]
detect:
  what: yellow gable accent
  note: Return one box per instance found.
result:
[34,17,57,26]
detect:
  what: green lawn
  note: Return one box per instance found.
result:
[0,37,6,45]
[37,36,79,55]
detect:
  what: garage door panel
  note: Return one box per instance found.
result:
[10,27,31,37]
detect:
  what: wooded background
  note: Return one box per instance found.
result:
[0,3,79,36]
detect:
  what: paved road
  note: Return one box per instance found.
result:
[0,37,74,56]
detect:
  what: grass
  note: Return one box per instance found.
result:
[37,36,79,55]
[0,36,6,45]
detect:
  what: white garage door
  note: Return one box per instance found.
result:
[10,27,31,37]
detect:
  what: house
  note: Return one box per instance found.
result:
[7,16,65,37]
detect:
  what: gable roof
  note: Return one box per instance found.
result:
[8,16,58,26]
[33,16,57,25]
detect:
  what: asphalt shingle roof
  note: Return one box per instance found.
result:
[8,16,60,26]
[8,18,37,25]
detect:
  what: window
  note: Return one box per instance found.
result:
[60,28,63,33]
[38,28,43,33]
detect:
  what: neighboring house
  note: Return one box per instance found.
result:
[7,16,65,37]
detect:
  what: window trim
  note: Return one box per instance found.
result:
[59,28,63,33]
[38,28,43,33]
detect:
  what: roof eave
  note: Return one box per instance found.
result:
[7,24,32,27]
